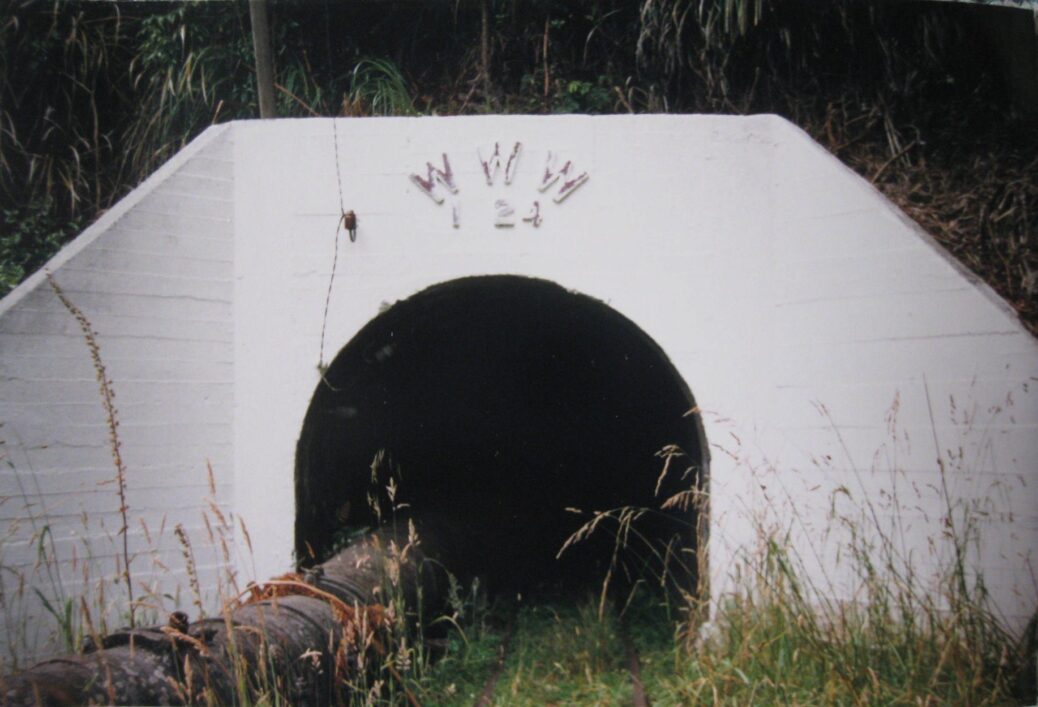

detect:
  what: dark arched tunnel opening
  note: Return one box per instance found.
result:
[295,275,708,597]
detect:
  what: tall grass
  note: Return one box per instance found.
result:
[2,390,1033,703]
[0,277,140,666]
[46,274,135,628]
[557,399,1033,705]
[659,537,1021,704]
[0,284,242,674]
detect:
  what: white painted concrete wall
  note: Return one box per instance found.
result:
[0,126,236,661]
[2,114,1036,658]
[232,114,1038,630]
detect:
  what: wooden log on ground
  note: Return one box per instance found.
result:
[1,529,432,706]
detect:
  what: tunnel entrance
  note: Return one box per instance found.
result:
[295,275,707,595]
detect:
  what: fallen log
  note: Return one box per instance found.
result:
[1,529,433,706]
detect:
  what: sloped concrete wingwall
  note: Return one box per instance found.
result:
[731,126,1038,620]
[0,126,236,660]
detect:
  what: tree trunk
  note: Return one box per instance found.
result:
[481,0,491,97]
[249,0,277,118]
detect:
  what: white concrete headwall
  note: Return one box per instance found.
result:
[0,126,236,660]
[2,114,1036,658]
[231,114,1037,629]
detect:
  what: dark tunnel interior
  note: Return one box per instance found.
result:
[295,275,707,596]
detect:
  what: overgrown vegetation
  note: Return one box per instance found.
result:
[1,0,1035,329]
[419,545,1028,705]
[416,432,1034,705]
[436,597,632,706]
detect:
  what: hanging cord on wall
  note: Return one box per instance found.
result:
[318,0,356,379]
[318,116,357,377]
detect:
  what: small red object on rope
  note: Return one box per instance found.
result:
[341,209,357,242]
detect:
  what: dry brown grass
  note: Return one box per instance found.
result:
[870,145,1037,333]
[795,95,1037,334]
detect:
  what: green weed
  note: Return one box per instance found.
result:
[346,58,416,117]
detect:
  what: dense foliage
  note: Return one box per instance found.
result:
[1,0,1035,328]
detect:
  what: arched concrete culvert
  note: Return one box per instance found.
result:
[295,275,708,594]
[4,115,1037,650]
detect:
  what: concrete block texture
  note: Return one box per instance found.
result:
[0,125,235,662]
[2,115,1036,664]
